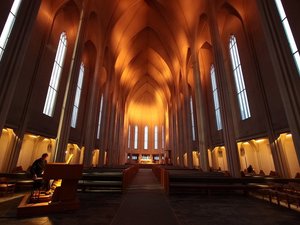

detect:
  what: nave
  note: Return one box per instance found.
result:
[0,0,300,223]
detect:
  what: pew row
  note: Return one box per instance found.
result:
[256,182,300,208]
[0,172,34,191]
[153,166,300,196]
[77,165,139,192]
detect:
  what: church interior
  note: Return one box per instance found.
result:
[0,0,300,224]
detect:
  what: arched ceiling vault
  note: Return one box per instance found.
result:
[89,0,211,124]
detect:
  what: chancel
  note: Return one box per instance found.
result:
[0,0,300,224]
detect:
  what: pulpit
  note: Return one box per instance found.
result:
[17,163,83,217]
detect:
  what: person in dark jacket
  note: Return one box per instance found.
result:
[30,153,48,179]
[30,153,50,193]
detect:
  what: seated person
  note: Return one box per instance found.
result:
[247,165,255,174]
[30,153,50,194]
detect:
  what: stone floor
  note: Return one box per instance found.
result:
[0,169,300,225]
[170,194,300,225]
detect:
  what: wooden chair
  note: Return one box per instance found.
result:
[0,177,15,196]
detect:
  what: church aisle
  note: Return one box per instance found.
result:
[110,168,181,225]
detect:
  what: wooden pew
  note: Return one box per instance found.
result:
[153,166,300,196]
[77,165,139,192]
[0,172,33,191]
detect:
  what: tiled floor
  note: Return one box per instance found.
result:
[1,169,300,225]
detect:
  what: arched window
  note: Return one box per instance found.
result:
[144,126,148,149]
[127,125,131,149]
[43,32,67,117]
[210,65,222,130]
[134,125,138,149]
[190,97,196,140]
[154,125,158,149]
[274,0,300,75]
[96,94,104,139]
[161,125,165,149]
[229,35,251,120]
[0,0,22,60]
[71,63,84,128]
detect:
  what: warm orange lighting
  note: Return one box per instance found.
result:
[28,134,39,139]
[255,139,266,143]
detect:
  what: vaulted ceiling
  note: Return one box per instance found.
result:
[89,0,209,124]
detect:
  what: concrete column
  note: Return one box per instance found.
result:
[98,149,105,166]
[83,70,101,167]
[175,92,184,166]
[107,82,118,166]
[207,2,241,177]
[112,101,121,165]
[117,100,126,164]
[168,107,175,165]
[55,4,88,162]
[170,100,179,166]
[191,53,209,171]
[182,81,193,168]
[101,83,111,151]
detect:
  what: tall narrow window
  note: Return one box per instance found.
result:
[161,126,165,149]
[274,0,300,74]
[190,97,196,140]
[43,32,67,117]
[71,63,84,128]
[229,35,251,120]
[210,65,222,130]
[0,0,22,60]
[134,125,138,149]
[154,125,158,149]
[96,94,104,139]
[144,126,148,149]
[128,125,131,149]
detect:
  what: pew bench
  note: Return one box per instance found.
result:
[0,173,33,191]
[78,165,139,192]
[256,182,300,208]
[77,172,123,192]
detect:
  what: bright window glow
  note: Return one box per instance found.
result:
[190,97,196,140]
[43,32,67,117]
[96,94,104,139]
[161,126,165,149]
[128,125,131,149]
[134,125,138,149]
[153,155,160,161]
[0,0,22,60]
[210,65,222,130]
[154,125,158,149]
[229,35,251,120]
[274,0,300,75]
[144,126,148,149]
[71,63,84,128]
[142,154,150,160]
